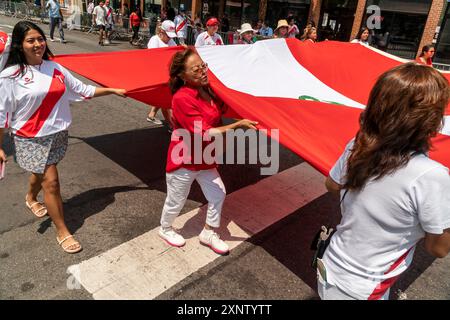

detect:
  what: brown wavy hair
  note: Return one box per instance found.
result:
[344,62,449,191]
[168,47,197,95]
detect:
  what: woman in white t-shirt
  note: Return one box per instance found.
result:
[146,20,177,127]
[321,63,450,300]
[0,21,126,254]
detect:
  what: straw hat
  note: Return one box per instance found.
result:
[274,19,289,32]
[238,23,257,35]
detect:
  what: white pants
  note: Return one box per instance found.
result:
[317,272,390,300]
[160,168,226,229]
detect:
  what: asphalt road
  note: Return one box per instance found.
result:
[0,15,449,301]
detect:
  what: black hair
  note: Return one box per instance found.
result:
[4,21,54,75]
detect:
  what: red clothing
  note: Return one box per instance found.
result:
[415,57,432,66]
[166,86,223,173]
[129,13,141,27]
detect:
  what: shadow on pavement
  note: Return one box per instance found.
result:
[37,185,151,235]
[249,192,436,300]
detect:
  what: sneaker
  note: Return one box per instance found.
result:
[159,227,186,247]
[199,229,229,255]
[146,116,163,125]
[49,38,55,42]
[60,39,67,43]
[104,39,110,45]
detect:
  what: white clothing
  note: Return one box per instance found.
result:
[160,168,226,229]
[323,139,450,300]
[0,60,95,138]
[174,14,188,39]
[195,31,223,47]
[147,35,177,49]
[93,5,107,26]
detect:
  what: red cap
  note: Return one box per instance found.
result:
[206,17,220,27]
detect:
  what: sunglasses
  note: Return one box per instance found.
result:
[190,62,208,75]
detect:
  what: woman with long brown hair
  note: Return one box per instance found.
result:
[320,63,450,300]
[158,48,258,255]
[416,44,435,66]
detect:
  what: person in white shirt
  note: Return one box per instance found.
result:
[351,27,370,46]
[0,30,11,70]
[174,9,188,45]
[146,20,177,126]
[0,21,126,254]
[104,0,114,44]
[195,17,223,47]
[321,63,450,300]
[287,17,300,39]
[92,1,107,46]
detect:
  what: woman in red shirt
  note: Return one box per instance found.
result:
[159,48,258,255]
[129,8,141,45]
[416,44,435,66]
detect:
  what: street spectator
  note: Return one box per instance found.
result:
[287,17,300,39]
[302,26,317,43]
[254,19,263,34]
[351,27,370,46]
[320,63,450,300]
[122,3,130,30]
[221,14,230,33]
[166,2,176,22]
[174,9,188,45]
[416,44,435,66]
[259,21,273,38]
[46,0,66,43]
[0,21,126,254]
[104,0,114,44]
[195,17,223,47]
[146,20,177,127]
[237,23,256,44]
[273,19,289,39]
[193,22,203,41]
[93,0,107,46]
[158,48,258,254]
[129,7,141,45]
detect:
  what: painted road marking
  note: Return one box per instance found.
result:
[69,162,327,299]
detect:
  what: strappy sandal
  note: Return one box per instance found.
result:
[25,196,48,218]
[57,235,83,254]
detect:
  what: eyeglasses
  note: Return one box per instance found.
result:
[190,62,208,75]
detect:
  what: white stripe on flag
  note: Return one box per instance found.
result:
[198,39,366,109]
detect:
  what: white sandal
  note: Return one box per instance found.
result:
[57,235,82,254]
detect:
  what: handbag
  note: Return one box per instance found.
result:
[310,189,348,269]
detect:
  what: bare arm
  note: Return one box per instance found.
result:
[424,229,450,258]
[207,119,258,136]
[325,175,342,197]
[93,87,126,97]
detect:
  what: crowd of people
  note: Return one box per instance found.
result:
[0,7,449,300]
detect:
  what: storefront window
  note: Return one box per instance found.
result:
[435,1,450,64]
[266,0,310,32]
[364,0,433,59]
[318,0,358,41]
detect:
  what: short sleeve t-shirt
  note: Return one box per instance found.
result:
[147,35,177,49]
[323,139,450,300]
[0,60,95,138]
[195,31,223,47]
[93,5,107,26]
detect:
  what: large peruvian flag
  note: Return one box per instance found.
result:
[54,39,450,175]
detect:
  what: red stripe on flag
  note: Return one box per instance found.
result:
[367,248,413,300]
[16,69,66,137]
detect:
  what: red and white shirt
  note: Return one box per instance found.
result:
[195,31,223,47]
[0,31,11,71]
[324,139,450,300]
[0,60,96,138]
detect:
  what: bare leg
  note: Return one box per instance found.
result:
[147,106,159,119]
[161,108,173,126]
[42,164,80,251]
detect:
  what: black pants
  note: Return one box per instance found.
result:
[131,25,140,41]
[49,17,64,40]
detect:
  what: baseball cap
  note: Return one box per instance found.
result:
[206,17,220,27]
[161,20,177,38]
